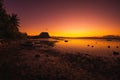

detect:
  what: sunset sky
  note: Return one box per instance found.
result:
[4,0,120,37]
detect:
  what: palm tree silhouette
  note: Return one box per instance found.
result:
[9,14,20,32]
[0,0,25,39]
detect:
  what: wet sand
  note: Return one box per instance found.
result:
[0,41,120,80]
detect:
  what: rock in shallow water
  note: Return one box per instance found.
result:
[35,54,40,58]
[108,46,110,48]
[113,51,119,56]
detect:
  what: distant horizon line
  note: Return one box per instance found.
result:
[27,33,120,37]
[28,34,120,39]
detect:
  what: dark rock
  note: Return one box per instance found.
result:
[39,40,55,47]
[116,46,119,48]
[35,54,40,58]
[91,46,94,47]
[88,45,90,46]
[64,40,68,42]
[113,51,119,56]
[46,55,49,57]
[108,46,110,48]
[21,41,34,47]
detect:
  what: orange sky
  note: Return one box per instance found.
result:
[5,0,120,37]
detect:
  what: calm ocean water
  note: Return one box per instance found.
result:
[53,39,120,57]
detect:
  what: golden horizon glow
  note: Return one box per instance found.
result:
[20,16,120,37]
[20,25,120,37]
[19,9,120,37]
[6,1,120,37]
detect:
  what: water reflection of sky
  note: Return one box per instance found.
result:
[54,39,120,57]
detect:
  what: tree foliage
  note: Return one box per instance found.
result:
[0,0,27,39]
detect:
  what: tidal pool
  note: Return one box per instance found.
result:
[53,39,120,57]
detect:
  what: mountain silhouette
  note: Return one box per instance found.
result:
[39,32,51,38]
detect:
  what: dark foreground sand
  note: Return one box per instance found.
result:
[0,41,120,80]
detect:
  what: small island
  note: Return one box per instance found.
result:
[39,32,51,38]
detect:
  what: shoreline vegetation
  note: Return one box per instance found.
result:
[0,39,120,80]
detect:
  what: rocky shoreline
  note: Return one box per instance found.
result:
[0,40,120,80]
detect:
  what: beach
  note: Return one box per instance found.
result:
[0,39,120,80]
